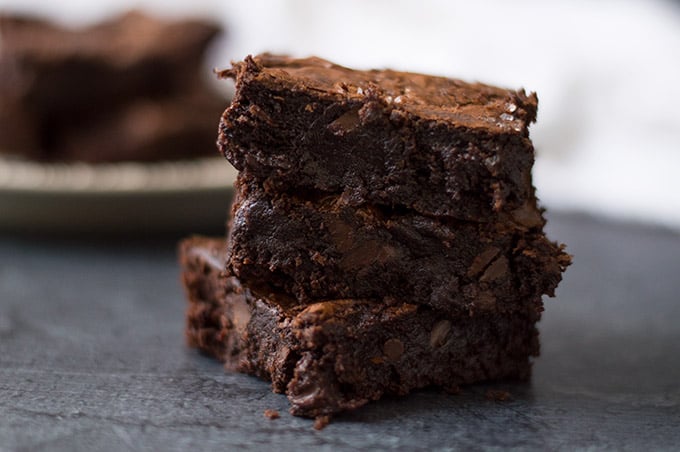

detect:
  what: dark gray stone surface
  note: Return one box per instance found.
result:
[1,212,679,451]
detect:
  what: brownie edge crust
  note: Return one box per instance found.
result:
[181,237,540,419]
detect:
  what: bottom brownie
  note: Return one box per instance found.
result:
[180,237,540,419]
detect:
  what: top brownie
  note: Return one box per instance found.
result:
[218,54,539,221]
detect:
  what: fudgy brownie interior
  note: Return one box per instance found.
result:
[226,173,569,316]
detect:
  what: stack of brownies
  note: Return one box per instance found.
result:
[180,54,570,424]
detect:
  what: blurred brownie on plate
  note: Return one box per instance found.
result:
[0,11,225,162]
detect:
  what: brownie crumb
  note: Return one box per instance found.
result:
[264,409,280,420]
[313,415,331,430]
[486,389,512,401]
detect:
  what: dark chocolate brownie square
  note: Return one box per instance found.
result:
[218,54,540,221]
[181,237,540,420]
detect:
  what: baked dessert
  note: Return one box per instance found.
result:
[52,95,223,162]
[0,11,225,162]
[180,55,570,424]
[218,54,539,221]
[227,173,569,316]
[181,237,540,420]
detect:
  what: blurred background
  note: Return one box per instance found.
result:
[1,0,679,231]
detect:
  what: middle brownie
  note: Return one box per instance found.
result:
[227,174,568,317]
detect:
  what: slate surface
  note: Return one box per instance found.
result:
[1,212,679,451]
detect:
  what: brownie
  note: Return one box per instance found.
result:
[181,237,540,419]
[226,174,569,316]
[217,54,539,221]
[0,11,225,162]
[53,95,224,162]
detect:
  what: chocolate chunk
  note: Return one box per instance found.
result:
[480,256,509,282]
[328,108,361,135]
[383,338,405,361]
[429,320,452,349]
[467,247,501,277]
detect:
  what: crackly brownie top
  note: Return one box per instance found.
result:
[218,53,538,135]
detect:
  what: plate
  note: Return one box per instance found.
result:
[0,156,237,234]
